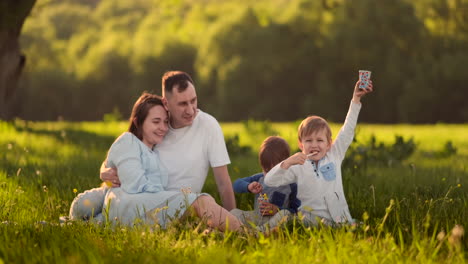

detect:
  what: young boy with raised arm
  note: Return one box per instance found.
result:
[264,78,373,226]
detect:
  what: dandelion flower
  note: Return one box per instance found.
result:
[437,230,446,241]
[202,229,211,236]
[73,188,78,194]
[448,225,464,247]
[452,225,464,238]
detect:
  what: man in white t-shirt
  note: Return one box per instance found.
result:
[101,71,236,210]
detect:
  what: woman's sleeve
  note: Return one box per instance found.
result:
[107,134,164,194]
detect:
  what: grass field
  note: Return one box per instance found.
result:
[0,120,467,263]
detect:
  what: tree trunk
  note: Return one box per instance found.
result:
[0,0,36,120]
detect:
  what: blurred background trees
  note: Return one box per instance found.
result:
[0,0,36,120]
[10,0,468,122]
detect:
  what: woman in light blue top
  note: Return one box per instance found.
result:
[72,93,242,231]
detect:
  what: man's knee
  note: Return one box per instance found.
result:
[195,195,215,205]
[191,195,216,213]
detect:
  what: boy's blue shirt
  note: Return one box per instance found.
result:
[233,173,300,213]
[233,173,264,193]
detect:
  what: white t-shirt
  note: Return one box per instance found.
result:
[156,109,230,193]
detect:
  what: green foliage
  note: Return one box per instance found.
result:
[225,134,252,156]
[422,140,458,158]
[441,140,457,157]
[343,134,416,170]
[10,0,468,122]
[242,119,278,136]
[197,5,322,121]
[103,107,123,122]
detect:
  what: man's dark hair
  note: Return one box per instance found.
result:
[162,71,194,97]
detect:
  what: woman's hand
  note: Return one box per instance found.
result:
[100,167,121,187]
[248,182,263,194]
[259,201,279,216]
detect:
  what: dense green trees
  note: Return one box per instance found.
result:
[13,0,468,122]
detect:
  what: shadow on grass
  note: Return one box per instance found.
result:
[13,123,117,151]
[1,123,120,200]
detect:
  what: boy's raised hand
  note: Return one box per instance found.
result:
[281,152,308,170]
[352,80,373,103]
[248,182,263,194]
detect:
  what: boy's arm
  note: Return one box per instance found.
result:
[232,173,263,193]
[280,152,308,170]
[333,80,373,160]
[264,163,297,187]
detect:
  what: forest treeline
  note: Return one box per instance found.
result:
[15,0,468,123]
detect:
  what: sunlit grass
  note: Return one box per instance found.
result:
[222,122,468,153]
[0,120,467,263]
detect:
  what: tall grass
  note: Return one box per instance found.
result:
[0,120,466,263]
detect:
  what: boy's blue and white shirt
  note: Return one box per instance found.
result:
[264,101,361,224]
[233,173,300,214]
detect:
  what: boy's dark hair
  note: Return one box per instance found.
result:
[162,71,194,97]
[259,136,291,173]
[128,92,165,141]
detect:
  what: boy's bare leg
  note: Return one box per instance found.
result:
[190,195,242,232]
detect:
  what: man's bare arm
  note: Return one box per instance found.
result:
[212,165,236,211]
